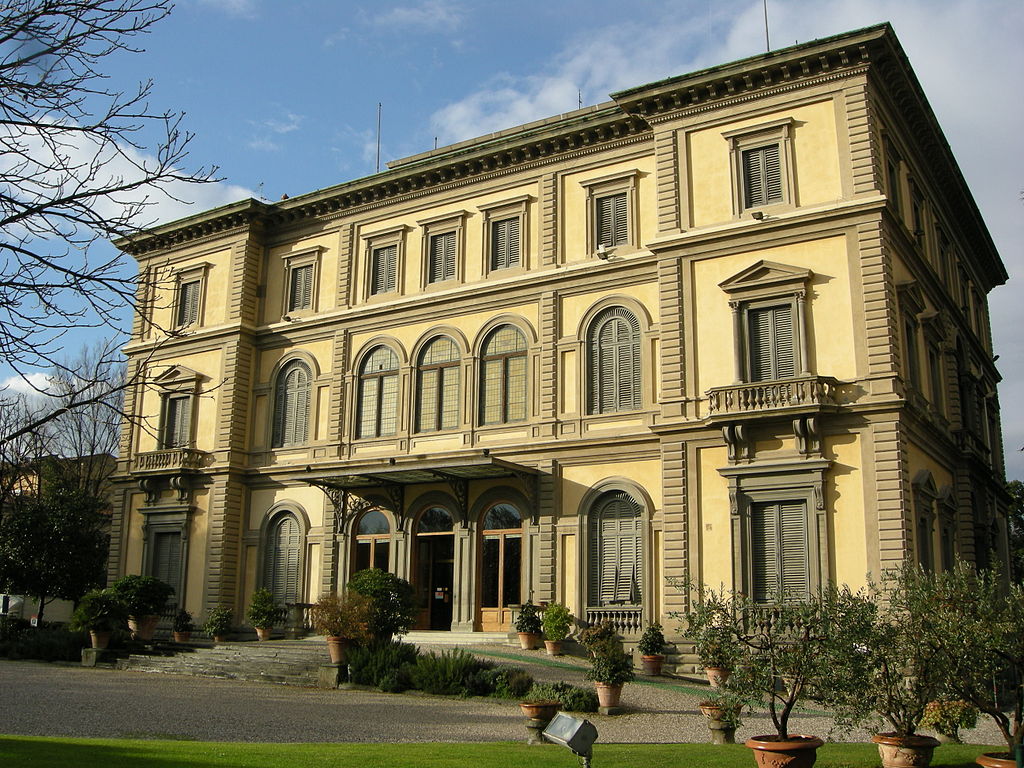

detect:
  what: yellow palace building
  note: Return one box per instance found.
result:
[108,24,1011,641]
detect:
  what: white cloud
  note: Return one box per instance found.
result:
[1,373,56,397]
[195,0,258,17]
[370,0,465,31]
[427,0,1024,477]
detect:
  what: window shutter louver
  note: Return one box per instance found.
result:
[751,501,809,602]
[272,363,310,447]
[289,264,313,312]
[429,231,456,283]
[491,217,520,270]
[763,144,783,203]
[178,280,200,326]
[751,502,779,603]
[778,501,809,600]
[612,193,628,246]
[748,305,795,381]
[742,145,783,208]
[589,308,641,413]
[151,532,181,593]
[588,492,642,607]
[372,245,397,294]
[266,516,300,603]
[164,396,190,448]
[596,192,628,247]
[772,306,796,378]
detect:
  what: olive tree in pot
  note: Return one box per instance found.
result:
[70,588,128,649]
[247,587,285,640]
[541,602,572,655]
[679,584,741,688]
[513,600,543,650]
[204,607,233,642]
[110,575,174,642]
[699,685,749,745]
[585,637,634,709]
[309,591,372,663]
[637,622,666,675]
[909,561,1024,768]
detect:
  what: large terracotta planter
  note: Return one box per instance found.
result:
[544,640,563,656]
[518,632,541,650]
[172,631,192,643]
[89,630,112,650]
[255,627,272,641]
[872,733,940,768]
[128,614,160,642]
[974,753,1016,768]
[594,682,623,708]
[212,634,228,643]
[325,636,349,664]
[705,666,730,688]
[745,735,824,768]
[641,654,665,675]
[519,700,561,721]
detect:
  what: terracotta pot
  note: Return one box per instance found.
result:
[705,666,730,688]
[699,702,742,723]
[89,630,112,650]
[517,632,541,650]
[872,733,940,768]
[172,631,191,643]
[641,654,665,675]
[594,682,623,708]
[974,753,1016,768]
[212,634,228,643]
[745,735,824,768]
[519,700,560,722]
[255,627,272,641]
[128,614,160,642]
[544,640,563,656]
[325,636,349,664]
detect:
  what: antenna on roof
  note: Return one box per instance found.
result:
[763,0,771,52]
[375,102,382,174]
[434,137,438,149]
[578,90,583,110]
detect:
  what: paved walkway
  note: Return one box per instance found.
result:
[0,645,1005,745]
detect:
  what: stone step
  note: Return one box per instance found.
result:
[404,630,510,646]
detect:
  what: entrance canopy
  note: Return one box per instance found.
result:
[304,453,540,530]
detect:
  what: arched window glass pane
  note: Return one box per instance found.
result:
[358,345,400,438]
[417,506,453,533]
[587,491,642,606]
[362,345,399,374]
[588,308,641,414]
[480,325,527,425]
[420,336,458,365]
[357,510,390,535]
[417,336,461,432]
[483,503,521,531]
[272,361,311,447]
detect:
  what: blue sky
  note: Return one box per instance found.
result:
[4,0,1023,477]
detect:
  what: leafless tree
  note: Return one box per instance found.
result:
[0,0,217,438]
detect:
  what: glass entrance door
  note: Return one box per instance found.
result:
[478,503,522,631]
[414,507,455,631]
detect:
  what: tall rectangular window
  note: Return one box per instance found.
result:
[288,263,314,312]
[903,315,920,387]
[162,395,191,449]
[741,144,783,209]
[595,192,628,248]
[428,231,456,283]
[928,345,944,411]
[371,244,397,295]
[177,280,200,327]
[151,531,182,599]
[490,217,521,270]
[750,500,809,602]
[748,305,795,381]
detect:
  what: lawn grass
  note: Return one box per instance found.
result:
[0,736,1001,768]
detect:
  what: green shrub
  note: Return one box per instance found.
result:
[203,607,233,637]
[585,638,634,686]
[411,648,491,696]
[246,587,285,629]
[0,616,30,642]
[347,569,417,642]
[491,665,534,699]
[921,699,978,742]
[0,625,88,661]
[347,640,420,688]
[637,623,665,656]
[110,575,174,616]
[526,681,599,712]
[377,663,416,694]
[577,620,618,652]
[513,601,542,634]
[70,588,128,632]
[541,603,572,642]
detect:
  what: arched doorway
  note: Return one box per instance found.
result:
[478,503,522,631]
[264,513,302,604]
[353,509,390,573]
[414,506,455,630]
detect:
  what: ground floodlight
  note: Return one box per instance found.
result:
[542,712,598,763]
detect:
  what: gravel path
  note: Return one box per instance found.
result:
[0,647,1006,746]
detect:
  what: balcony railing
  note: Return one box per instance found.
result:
[584,606,644,636]
[132,448,207,473]
[706,375,840,418]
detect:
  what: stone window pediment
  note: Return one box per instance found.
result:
[718,260,812,300]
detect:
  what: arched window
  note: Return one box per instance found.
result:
[264,513,302,604]
[480,325,527,425]
[479,503,522,630]
[587,307,641,414]
[587,491,642,607]
[354,510,390,572]
[417,336,460,432]
[358,346,399,438]
[272,361,311,447]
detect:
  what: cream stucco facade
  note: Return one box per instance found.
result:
[108,25,1010,646]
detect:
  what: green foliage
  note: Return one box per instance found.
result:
[1008,479,1024,584]
[541,602,572,642]
[0,623,88,661]
[347,569,417,642]
[700,686,749,728]
[585,637,635,686]
[411,648,492,696]
[525,681,599,712]
[347,640,420,688]
[921,699,978,742]
[246,588,285,628]
[637,622,665,656]
[203,607,233,637]
[172,610,193,633]
[577,620,617,652]
[489,666,534,699]
[69,588,128,632]
[513,600,542,634]
[676,584,742,669]
[0,485,109,622]
[309,591,372,641]
[111,575,174,616]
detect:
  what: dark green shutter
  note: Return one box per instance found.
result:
[751,501,808,602]
[429,231,456,283]
[178,280,200,326]
[372,245,397,294]
[151,532,181,597]
[589,308,641,413]
[596,192,628,247]
[588,492,642,606]
[748,305,795,381]
[289,264,313,311]
[164,396,190,448]
[272,362,310,447]
[265,515,301,604]
[491,217,520,270]
[742,144,783,208]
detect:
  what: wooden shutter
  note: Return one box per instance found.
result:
[177,280,200,326]
[596,192,628,248]
[372,245,397,294]
[748,305,795,381]
[429,231,456,283]
[289,264,313,311]
[588,492,642,606]
[742,145,783,208]
[265,516,301,603]
[778,501,809,600]
[273,363,310,447]
[589,308,641,413]
[151,532,181,595]
[751,501,808,602]
[491,217,520,270]
[163,396,189,448]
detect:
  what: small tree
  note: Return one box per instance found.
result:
[541,602,572,642]
[310,592,372,642]
[347,568,416,642]
[246,587,285,630]
[110,574,174,617]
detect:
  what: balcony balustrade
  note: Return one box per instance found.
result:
[706,375,841,419]
[132,448,207,473]
[584,606,644,636]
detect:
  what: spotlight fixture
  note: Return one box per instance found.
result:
[595,243,610,259]
[751,211,765,221]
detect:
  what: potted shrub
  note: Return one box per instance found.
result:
[637,622,666,675]
[578,620,617,656]
[541,602,572,656]
[699,687,747,745]
[347,568,417,642]
[309,591,373,663]
[681,585,742,687]
[204,607,233,642]
[585,637,634,709]
[921,699,978,744]
[111,575,174,642]
[70,589,128,649]
[513,600,542,650]
[247,587,285,640]
[909,561,1024,768]
[172,609,194,643]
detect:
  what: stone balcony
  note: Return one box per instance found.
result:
[131,447,208,474]
[705,375,842,421]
